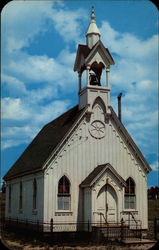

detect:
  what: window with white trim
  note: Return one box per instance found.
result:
[124,177,136,209]
[57,176,71,210]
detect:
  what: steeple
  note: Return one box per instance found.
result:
[74,7,115,111]
[86,6,101,49]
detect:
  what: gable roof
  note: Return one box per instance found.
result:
[85,40,115,66]
[80,164,105,187]
[4,105,84,181]
[74,44,90,72]
[78,44,90,58]
[80,163,126,188]
[74,41,114,72]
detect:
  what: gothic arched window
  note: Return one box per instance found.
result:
[33,178,37,210]
[124,177,136,209]
[58,176,71,210]
[19,181,23,210]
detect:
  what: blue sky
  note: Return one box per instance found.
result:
[1,0,158,187]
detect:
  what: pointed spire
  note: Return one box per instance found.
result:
[91,6,95,23]
[86,6,100,49]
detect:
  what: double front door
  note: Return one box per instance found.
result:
[96,184,117,223]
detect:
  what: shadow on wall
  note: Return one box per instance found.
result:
[77,188,84,231]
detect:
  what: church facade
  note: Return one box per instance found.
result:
[4,8,151,232]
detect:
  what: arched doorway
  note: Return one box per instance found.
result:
[97,184,117,223]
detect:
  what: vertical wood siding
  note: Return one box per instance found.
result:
[44,103,148,229]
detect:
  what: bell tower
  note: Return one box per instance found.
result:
[74,7,115,111]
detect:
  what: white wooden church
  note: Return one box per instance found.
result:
[4,7,151,232]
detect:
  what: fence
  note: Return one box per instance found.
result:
[1,217,144,241]
[148,219,159,240]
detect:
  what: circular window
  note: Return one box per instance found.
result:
[89,120,105,139]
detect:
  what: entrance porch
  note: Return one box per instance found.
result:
[80,163,126,225]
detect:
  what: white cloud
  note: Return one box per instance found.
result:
[1,97,30,120]
[1,1,87,54]
[49,7,87,44]
[57,48,76,66]
[1,98,70,150]
[100,21,158,60]
[102,21,158,157]
[29,86,58,103]
[5,51,77,96]
[1,1,84,115]
[100,22,158,99]
[150,161,159,171]
[1,1,54,52]
[8,53,75,84]
[2,74,27,95]
[2,125,35,139]
[1,139,30,150]
[33,100,71,124]
[1,96,70,123]
[9,55,61,82]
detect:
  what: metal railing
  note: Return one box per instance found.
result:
[93,212,107,224]
[1,217,143,240]
[120,211,141,229]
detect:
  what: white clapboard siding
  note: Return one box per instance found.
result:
[44,101,148,229]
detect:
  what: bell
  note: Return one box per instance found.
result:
[90,73,100,86]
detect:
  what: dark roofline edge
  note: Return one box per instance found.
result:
[4,168,43,181]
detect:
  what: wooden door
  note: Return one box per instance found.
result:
[96,184,117,223]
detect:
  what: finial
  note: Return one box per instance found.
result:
[91,6,95,22]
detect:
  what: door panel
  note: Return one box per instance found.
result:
[96,184,117,223]
[107,185,116,222]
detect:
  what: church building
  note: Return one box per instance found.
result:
[4,7,151,233]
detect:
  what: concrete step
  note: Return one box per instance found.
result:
[122,238,157,244]
[94,225,143,240]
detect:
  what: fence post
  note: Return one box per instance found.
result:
[3,218,5,230]
[107,224,109,240]
[87,220,90,232]
[154,217,157,240]
[25,219,28,230]
[50,218,53,233]
[37,220,39,232]
[2,217,5,230]
[136,221,138,238]
[121,218,124,241]
[16,217,18,230]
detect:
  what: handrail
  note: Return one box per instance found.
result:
[93,212,107,224]
[129,211,138,226]
[124,220,142,231]
[121,211,141,229]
